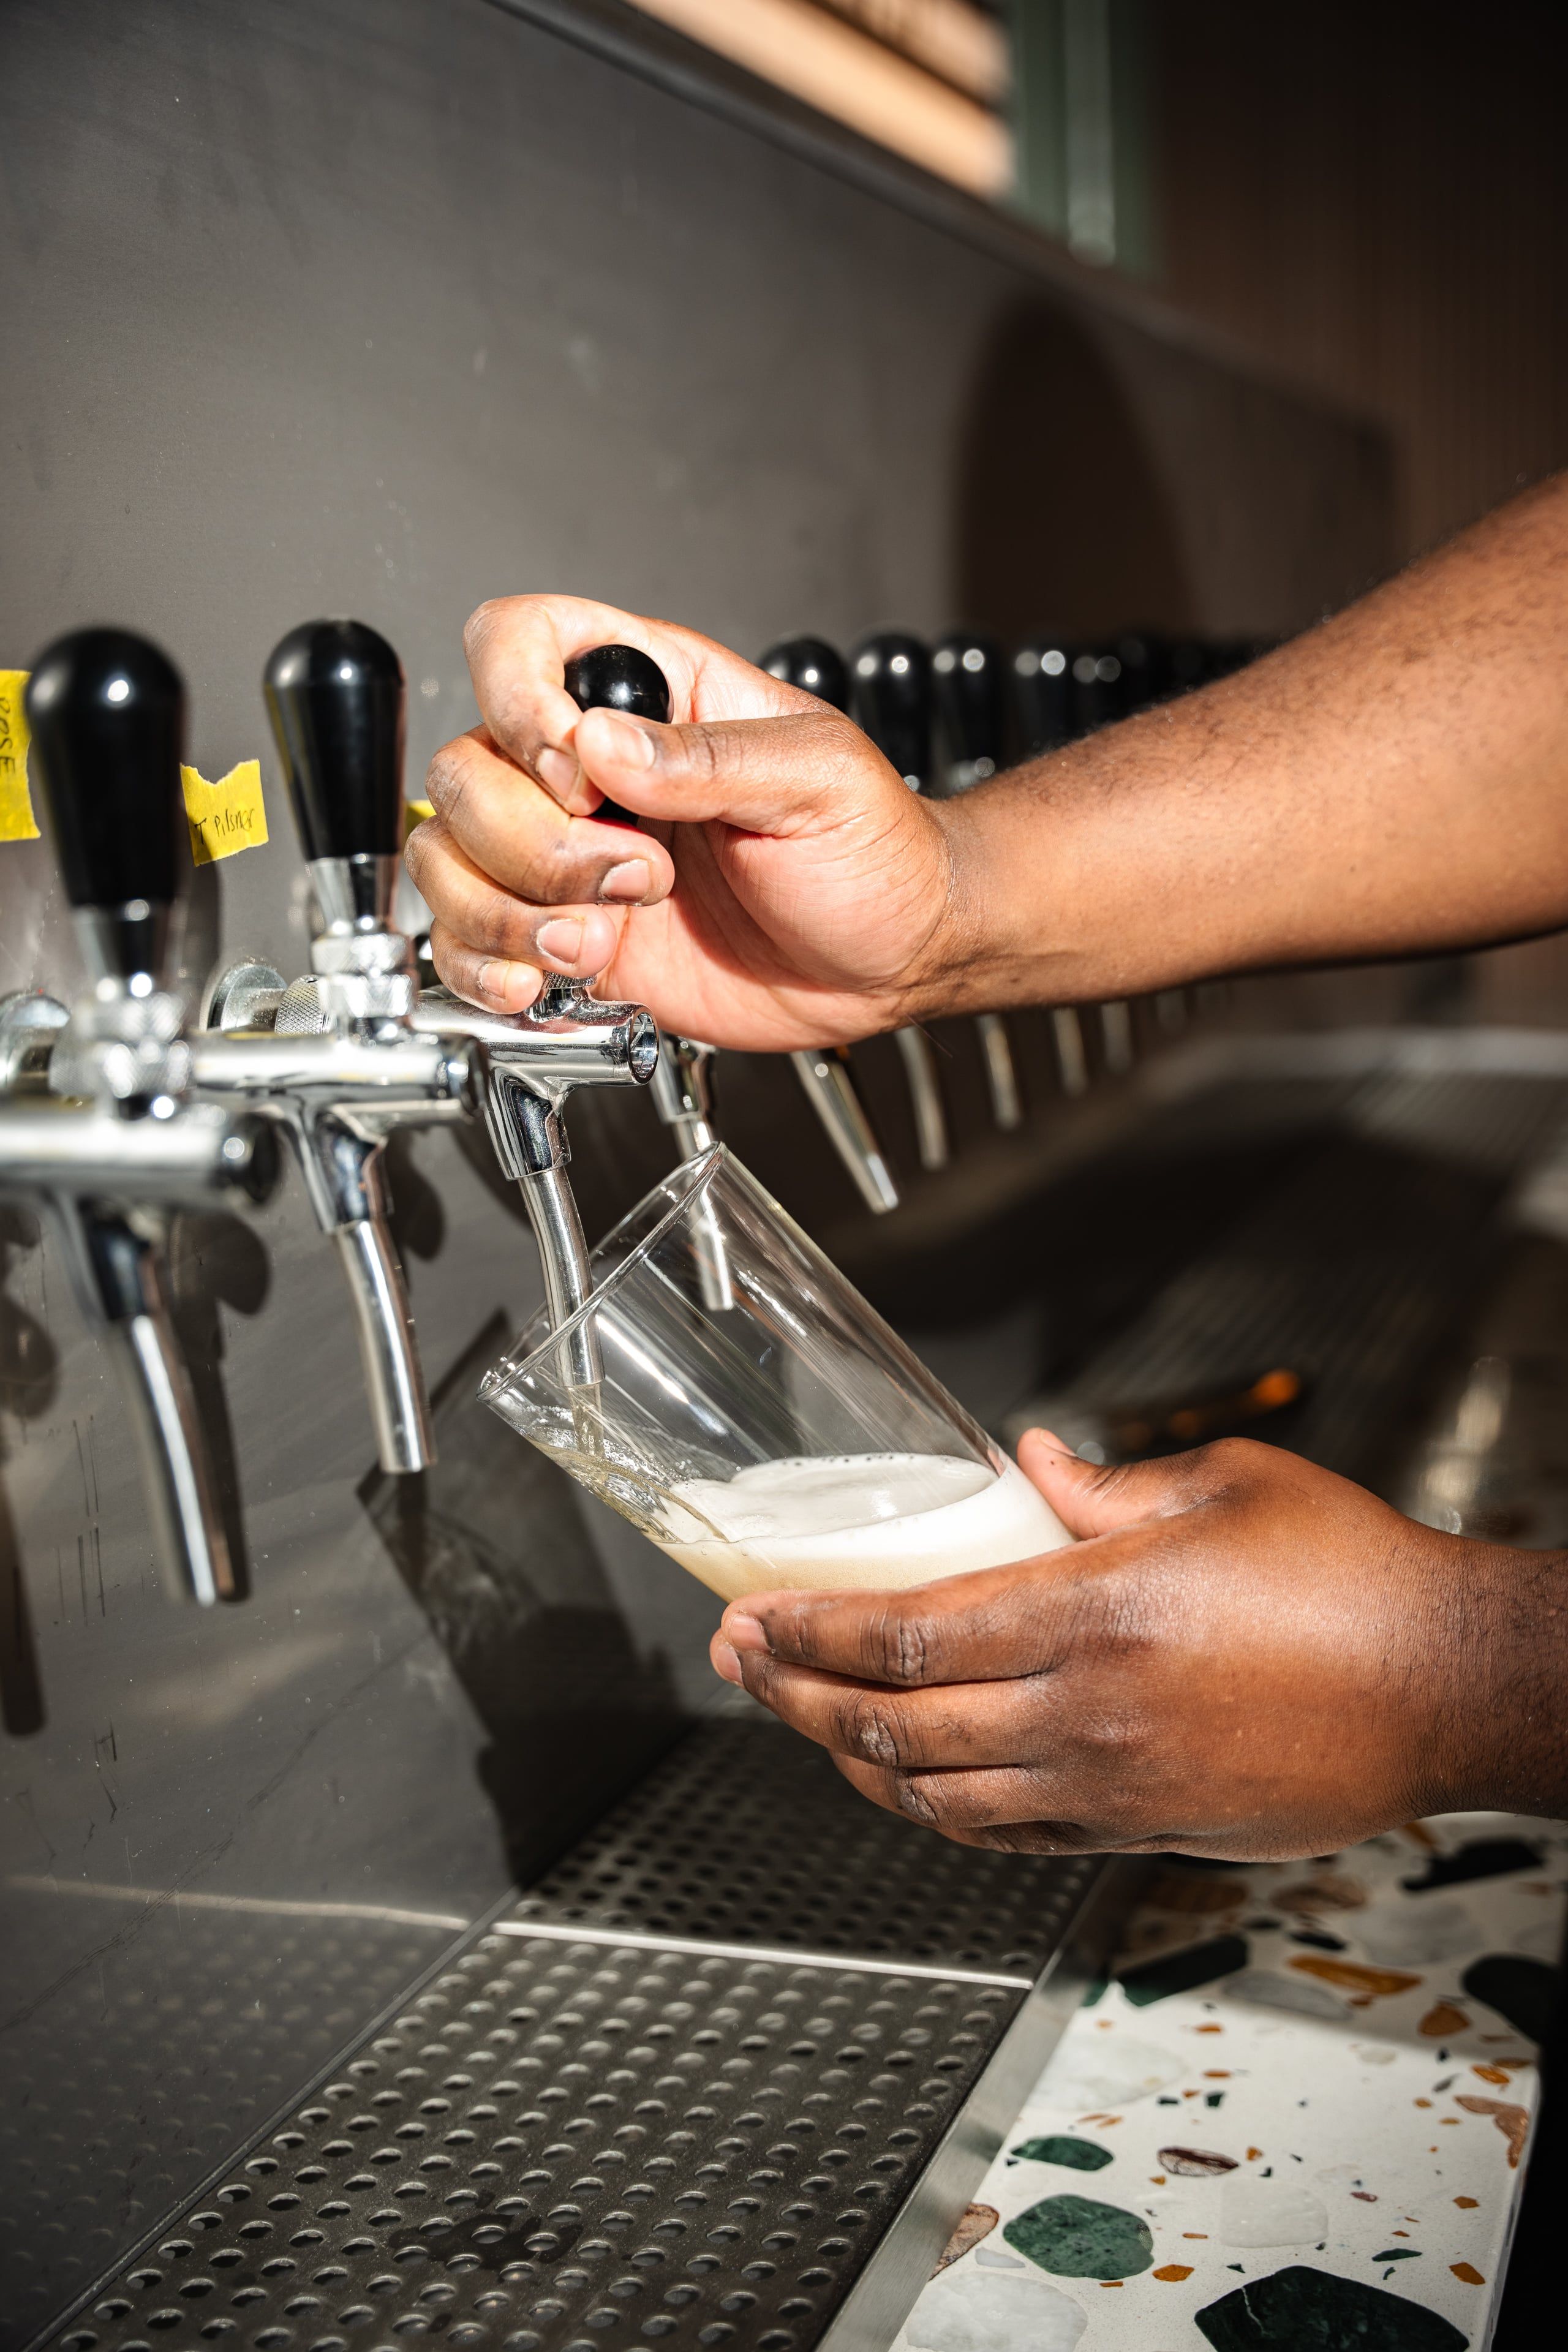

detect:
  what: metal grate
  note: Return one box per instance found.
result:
[36,1723,1106,2352]
[511,1721,1098,1978]
[56,1932,1023,2352]
[1013,1072,1568,1480]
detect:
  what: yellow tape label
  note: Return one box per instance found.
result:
[0,671,41,842]
[403,796,434,843]
[182,759,268,865]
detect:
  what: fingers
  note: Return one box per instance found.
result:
[417,728,676,905]
[827,1754,1145,1856]
[710,1653,1051,1771]
[564,706,905,837]
[462,594,805,804]
[411,821,629,993]
[718,1554,1088,1690]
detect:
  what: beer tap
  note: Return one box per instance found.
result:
[930,630,1022,1131]
[408,643,658,1384]
[0,629,281,1604]
[551,644,719,1174]
[848,633,951,1171]
[1012,635,1091,1095]
[758,636,899,1215]
[193,622,486,1475]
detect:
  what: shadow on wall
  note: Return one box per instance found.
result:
[953,299,1197,643]
[361,1315,689,1887]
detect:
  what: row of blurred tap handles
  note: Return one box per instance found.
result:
[0,614,1259,1617]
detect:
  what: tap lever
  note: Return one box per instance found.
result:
[931,631,1023,1131]
[850,630,933,793]
[932,630,1008,796]
[25,628,182,986]
[757,636,900,1212]
[265,617,404,864]
[265,619,412,1007]
[761,636,850,713]
[849,631,949,1169]
[565,643,671,827]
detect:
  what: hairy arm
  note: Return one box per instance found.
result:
[932,473,1568,1014]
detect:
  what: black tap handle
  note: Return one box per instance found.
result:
[759,635,850,714]
[1012,634,1077,758]
[263,619,405,863]
[932,630,1007,790]
[24,628,184,922]
[565,643,672,827]
[849,631,932,792]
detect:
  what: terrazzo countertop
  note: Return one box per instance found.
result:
[895,1814,1566,2352]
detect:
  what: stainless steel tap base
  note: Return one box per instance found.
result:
[191,999,481,1477]
[790,1049,900,1213]
[334,1216,437,1474]
[974,1011,1022,1129]
[0,1094,279,1207]
[893,1025,950,1171]
[414,979,658,1098]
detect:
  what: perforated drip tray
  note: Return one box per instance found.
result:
[43,1724,1114,2352]
[510,1719,1096,1979]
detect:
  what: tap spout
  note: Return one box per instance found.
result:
[414,981,658,1387]
[0,1093,279,1605]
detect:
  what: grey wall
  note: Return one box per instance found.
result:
[0,1,1393,2339]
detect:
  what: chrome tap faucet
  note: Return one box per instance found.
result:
[0,630,281,1604]
[556,643,720,1172]
[194,622,485,1476]
[758,636,900,1215]
[411,981,657,1387]
[407,639,658,1376]
[848,633,952,1172]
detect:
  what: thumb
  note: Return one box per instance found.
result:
[1017,1427,1204,1540]
[573,704,902,834]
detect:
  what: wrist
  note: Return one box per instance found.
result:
[1414,1529,1568,1819]
[901,786,1057,1020]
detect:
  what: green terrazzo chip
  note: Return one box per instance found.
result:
[1004,2192,1153,2279]
[1011,2135,1114,2171]
[1196,2263,1467,2349]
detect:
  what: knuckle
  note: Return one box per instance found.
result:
[888,1770,941,1826]
[845,1693,908,1769]
[426,737,484,827]
[861,1605,939,1686]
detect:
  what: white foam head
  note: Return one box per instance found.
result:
[658,1450,1072,1601]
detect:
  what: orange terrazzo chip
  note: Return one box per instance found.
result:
[1452,2262,1486,2285]
[1153,2265,1194,2282]
[1420,2002,1468,2038]
[1289,1957,1423,1999]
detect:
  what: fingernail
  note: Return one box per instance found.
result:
[600,858,651,903]
[711,1640,743,1687]
[596,710,657,767]
[475,958,537,1009]
[536,917,584,963]
[537,745,581,797]
[722,1611,769,1654]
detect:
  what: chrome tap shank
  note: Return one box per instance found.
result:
[9,627,282,1605]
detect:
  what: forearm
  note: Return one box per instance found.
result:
[924,472,1568,1014]
[1445,1537,1568,1822]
